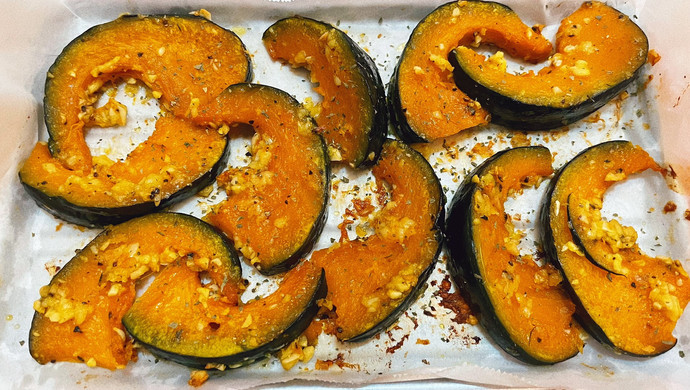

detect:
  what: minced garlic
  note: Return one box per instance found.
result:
[90,57,121,77]
[605,169,626,182]
[562,240,585,257]
[649,280,682,321]
[361,295,381,313]
[186,97,201,118]
[375,215,416,243]
[188,370,209,387]
[33,283,93,325]
[81,97,128,128]
[486,51,507,73]
[429,53,454,73]
[278,335,314,370]
[569,60,590,77]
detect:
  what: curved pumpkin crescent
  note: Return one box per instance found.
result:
[310,139,444,341]
[542,141,690,356]
[194,83,331,275]
[445,146,583,364]
[263,16,387,168]
[388,0,552,143]
[124,260,327,370]
[29,213,245,370]
[450,1,648,130]
[19,14,252,227]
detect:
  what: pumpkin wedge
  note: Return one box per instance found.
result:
[29,213,244,370]
[388,0,552,142]
[263,16,387,168]
[445,146,583,364]
[124,261,326,369]
[19,14,252,226]
[310,139,444,341]
[542,141,690,356]
[194,83,330,275]
[450,1,648,130]
[19,116,230,227]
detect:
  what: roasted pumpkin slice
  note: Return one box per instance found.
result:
[445,146,582,364]
[450,1,648,130]
[309,139,444,341]
[124,261,326,369]
[29,213,244,370]
[542,141,690,356]
[19,116,230,227]
[43,14,251,172]
[263,16,386,168]
[388,0,552,142]
[194,84,330,275]
[19,14,252,227]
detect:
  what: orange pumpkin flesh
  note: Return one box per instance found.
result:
[123,260,326,368]
[544,141,690,356]
[446,146,583,364]
[20,115,225,208]
[42,14,250,172]
[194,84,330,275]
[451,1,648,129]
[310,139,443,341]
[19,14,251,226]
[390,0,552,142]
[263,16,386,168]
[29,213,243,370]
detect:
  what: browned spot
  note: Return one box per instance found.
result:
[44,262,61,277]
[416,338,430,345]
[374,179,390,207]
[351,198,375,217]
[674,84,690,108]
[188,370,209,387]
[385,332,410,354]
[405,312,419,330]
[643,74,654,89]
[665,165,678,179]
[315,353,360,371]
[337,219,353,243]
[663,201,677,214]
[436,275,474,325]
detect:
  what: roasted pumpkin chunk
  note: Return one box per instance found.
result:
[388,0,552,142]
[19,14,251,226]
[20,115,229,226]
[194,83,330,275]
[263,16,386,168]
[309,139,444,341]
[29,213,244,370]
[124,260,326,369]
[43,14,251,172]
[451,1,648,130]
[542,141,690,356]
[446,146,583,364]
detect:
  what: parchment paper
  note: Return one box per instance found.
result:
[1,0,689,389]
